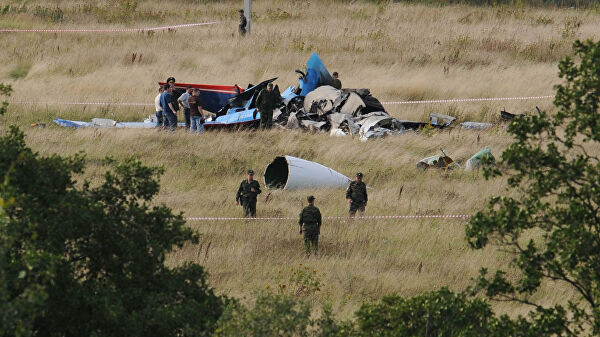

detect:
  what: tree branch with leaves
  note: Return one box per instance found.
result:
[467,39,600,336]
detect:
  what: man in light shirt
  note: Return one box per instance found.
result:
[154,87,164,129]
[178,86,192,129]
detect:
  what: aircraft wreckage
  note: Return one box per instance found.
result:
[54,52,504,140]
[264,155,351,190]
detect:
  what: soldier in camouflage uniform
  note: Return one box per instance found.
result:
[255,83,280,129]
[346,172,367,217]
[299,195,322,256]
[236,169,261,217]
[238,9,247,36]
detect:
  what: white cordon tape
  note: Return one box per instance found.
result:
[381,95,555,105]
[185,214,471,221]
[11,101,153,106]
[0,22,217,33]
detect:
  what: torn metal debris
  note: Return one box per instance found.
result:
[417,150,456,170]
[53,53,502,137]
[465,146,495,171]
[460,122,493,130]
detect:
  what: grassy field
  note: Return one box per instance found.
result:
[1,0,598,318]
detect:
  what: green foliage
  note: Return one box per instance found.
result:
[213,286,571,337]
[0,83,11,116]
[353,288,496,336]
[276,265,322,298]
[467,39,600,336]
[214,291,312,337]
[9,64,31,80]
[0,4,27,16]
[0,126,223,336]
[32,6,64,22]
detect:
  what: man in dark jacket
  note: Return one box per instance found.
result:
[238,9,247,36]
[236,170,261,217]
[332,72,342,89]
[166,77,181,115]
[189,88,204,134]
[255,83,280,129]
[346,172,367,216]
[299,195,322,256]
[160,84,177,131]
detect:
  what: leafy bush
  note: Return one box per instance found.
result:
[276,264,322,298]
[0,83,11,116]
[214,291,312,337]
[467,39,600,336]
[0,126,224,337]
[353,288,496,336]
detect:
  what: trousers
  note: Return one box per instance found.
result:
[303,229,319,255]
[242,199,257,217]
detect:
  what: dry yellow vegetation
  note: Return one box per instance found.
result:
[1,0,598,318]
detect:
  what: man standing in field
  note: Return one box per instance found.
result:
[255,83,280,129]
[160,84,177,131]
[346,172,367,217]
[236,170,261,218]
[238,9,247,36]
[166,76,181,119]
[189,88,204,134]
[154,86,164,129]
[299,195,322,256]
[332,72,342,89]
[178,86,192,129]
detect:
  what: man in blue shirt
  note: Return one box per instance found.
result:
[160,84,177,131]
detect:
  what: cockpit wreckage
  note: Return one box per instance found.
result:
[199,52,416,141]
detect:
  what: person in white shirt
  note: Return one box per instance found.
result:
[178,86,192,129]
[154,87,164,129]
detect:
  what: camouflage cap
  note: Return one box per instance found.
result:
[307,195,315,202]
[247,169,254,175]
[356,172,363,178]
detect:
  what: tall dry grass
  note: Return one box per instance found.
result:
[2,0,599,123]
[11,126,588,318]
[1,0,598,318]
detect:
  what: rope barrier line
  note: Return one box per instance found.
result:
[11,101,153,106]
[0,22,218,33]
[9,95,555,108]
[381,95,555,105]
[185,214,471,221]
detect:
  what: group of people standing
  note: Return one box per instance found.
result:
[154,77,205,133]
[235,170,367,256]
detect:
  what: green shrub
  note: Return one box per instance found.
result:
[33,6,64,22]
[8,64,31,80]
[0,127,224,337]
[214,292,312,337]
